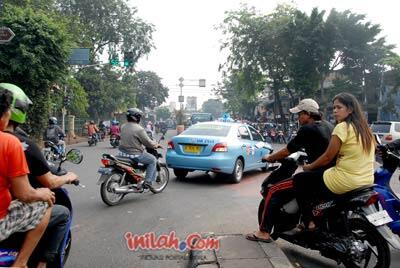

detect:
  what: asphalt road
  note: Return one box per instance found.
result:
[62,132,400,267]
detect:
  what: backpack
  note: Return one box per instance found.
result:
[45,127,59,143]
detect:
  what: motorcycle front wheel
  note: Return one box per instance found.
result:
[150,166,169,194]
[100,172,125,206]
[343,218,390,268]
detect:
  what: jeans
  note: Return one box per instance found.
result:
[36,204,70,263]
[136,151,157,183]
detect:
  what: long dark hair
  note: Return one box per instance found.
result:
[333,92,374,154]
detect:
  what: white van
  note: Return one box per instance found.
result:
[370,121,400,144]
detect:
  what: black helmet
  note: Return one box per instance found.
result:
[127,108,143,122]
[49,117,57,125]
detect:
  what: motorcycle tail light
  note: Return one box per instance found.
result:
[365,193,379,206]
[101,158,112,166]
[212,142,228,152]
[167,141,175,150]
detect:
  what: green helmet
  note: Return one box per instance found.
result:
[0,83,32,124]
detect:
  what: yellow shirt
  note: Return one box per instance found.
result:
[323,122,375,194]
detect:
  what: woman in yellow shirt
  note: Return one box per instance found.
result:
[294,92,375,229]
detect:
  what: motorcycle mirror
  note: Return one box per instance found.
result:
[374,134,382,145]
[65,149,83,164]
[160,136,165,140]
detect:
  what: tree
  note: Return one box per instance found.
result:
[201,99,224,118]
[75,66,137,120]
[219,5,296,122]
[56,0,155,65]
[133,71,169,110]
[155,107,171,121]
[0,3,72,138]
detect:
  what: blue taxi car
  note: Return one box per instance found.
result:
[166,122,273,183]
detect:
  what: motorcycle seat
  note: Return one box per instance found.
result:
[115,156,146,168]
[333,184,376,202]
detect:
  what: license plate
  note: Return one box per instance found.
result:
[97,167,113,175]
[183,145,201,153]
[366,210,393,226]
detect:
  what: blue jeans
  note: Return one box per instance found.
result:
[136,151,157,183]
[36,204,70,263]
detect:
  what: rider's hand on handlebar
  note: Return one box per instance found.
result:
[302,164,312,171]
[37,188,55,207]
[262,155,274,163]
[66,172,79,184]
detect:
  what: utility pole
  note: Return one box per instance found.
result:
[178,77,184,110]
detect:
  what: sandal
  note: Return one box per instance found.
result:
[245,233,273,243]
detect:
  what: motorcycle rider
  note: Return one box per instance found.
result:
[298,92,375,230]
[0,84,54,268]
[110,120,120,137]
[246,98,334,243]
[87,120,99,141]
[3,83,78,267]
[43,117,66,156]
[118,108,162,189]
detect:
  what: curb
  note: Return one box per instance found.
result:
[186,234,293,268]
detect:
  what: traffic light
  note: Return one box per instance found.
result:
[64,95,72,107]
[123,52,134,68]
[110,57,120,66]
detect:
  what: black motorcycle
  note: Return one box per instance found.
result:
[42,139,64,162]
[110,134,120,148]
[88,133,98,146]
[258,152,400,268]
[97,135,169,206]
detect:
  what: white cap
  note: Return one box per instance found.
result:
[289,98,319,114]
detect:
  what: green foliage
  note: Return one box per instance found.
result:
[56,0,155,65]
[219,4,397,121]
[155,107,171,121]
[0,3,72,138]
[75,66,136,120]
[133,71,169,110]
[201,99,224,119]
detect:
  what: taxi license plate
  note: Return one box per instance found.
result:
[366,210,393,226]
[183,145,201,153]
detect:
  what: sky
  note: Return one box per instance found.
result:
[128,0,400,108]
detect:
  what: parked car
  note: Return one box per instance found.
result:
[370,121,400,144]
[166,122,273,183]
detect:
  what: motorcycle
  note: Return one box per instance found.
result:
[42,136,65,162]
[0,149,84,268]
[258,152,400,267]
[97,135,169,206]
[374,137,400,237]
[110,134,120,148]
[88,133,98,146]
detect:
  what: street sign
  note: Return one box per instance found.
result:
[68,48,90,65]
[0,27,15,44]
[178,95,184,102]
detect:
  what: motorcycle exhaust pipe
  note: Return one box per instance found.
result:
[113,184,141,194]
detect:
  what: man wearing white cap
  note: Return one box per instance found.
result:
[246,98,334,243]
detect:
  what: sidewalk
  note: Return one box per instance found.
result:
[187,234,293,268]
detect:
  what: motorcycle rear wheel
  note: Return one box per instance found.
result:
[343,218,390,268]
[100,172,125,206]
[150,166,169,194]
